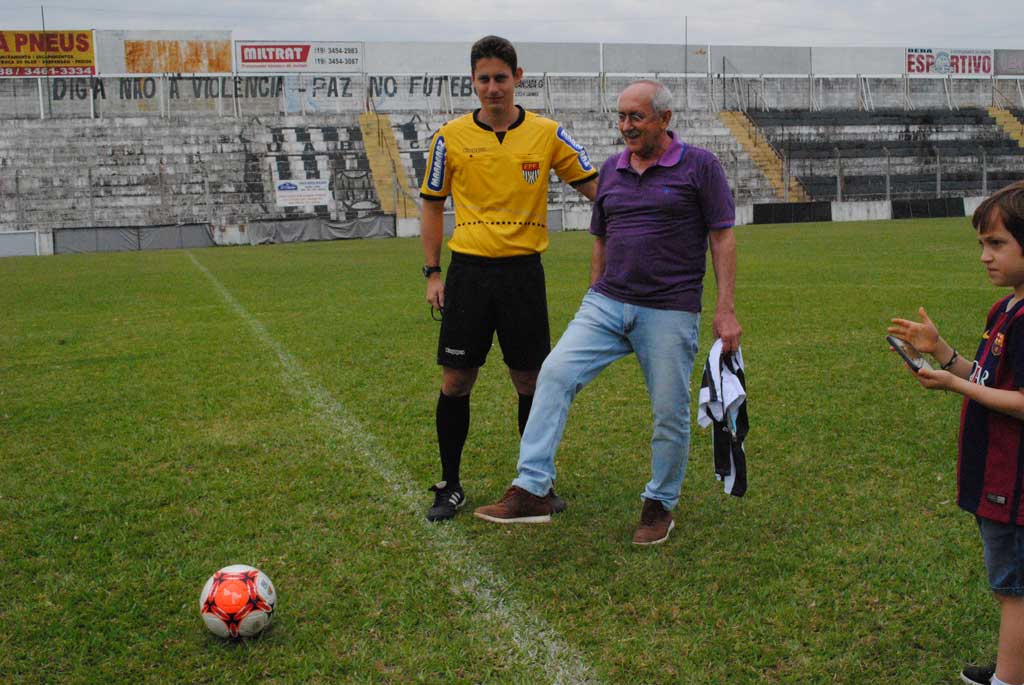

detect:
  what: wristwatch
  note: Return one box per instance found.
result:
[422,265,442,278]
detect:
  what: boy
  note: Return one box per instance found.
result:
[419,36,598,521]
[888,181,1024,685]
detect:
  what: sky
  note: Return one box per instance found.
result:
[7,1,1022,50]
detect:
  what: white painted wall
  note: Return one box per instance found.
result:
[735,204,754,226]
[964,196,987,217]
[831,201,893,222]
[811,48,906,76]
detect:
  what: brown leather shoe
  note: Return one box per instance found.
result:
[632,498,674,545]
[474,486,557,523]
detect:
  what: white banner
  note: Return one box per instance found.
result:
[274,179,331,207]
[236,41,363,73]
[906,48,993,76]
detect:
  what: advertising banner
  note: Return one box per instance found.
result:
[906,48,993,75]
[124,40,231,73]
[236,41,363,73]
[96,31,231,74]
[995,50,1024,76]
[0,30,95,77]
[274,179,331,207]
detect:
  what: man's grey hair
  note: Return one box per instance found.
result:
[630,79,673,115]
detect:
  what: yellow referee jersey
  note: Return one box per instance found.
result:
[420,107,597,258]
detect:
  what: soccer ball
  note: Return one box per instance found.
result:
[199,564,277,638]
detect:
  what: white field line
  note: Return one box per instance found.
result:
[187,252,599,685]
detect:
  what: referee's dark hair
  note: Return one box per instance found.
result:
[974,180,1024,252]
[471,35,518,74]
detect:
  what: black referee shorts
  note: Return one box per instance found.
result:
[437,251,551,371]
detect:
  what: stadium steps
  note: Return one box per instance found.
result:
[357,112,419,220]
[718,111,809,202]
[988,107,1024,148]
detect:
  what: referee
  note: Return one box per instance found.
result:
[420,35,598,521]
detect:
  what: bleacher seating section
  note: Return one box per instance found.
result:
[3,107,1024,234]
[747,109,1024,202]
[0,116,384,231]
[396,110,778,211]
[0,111,779,233]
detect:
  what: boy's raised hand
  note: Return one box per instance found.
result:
[888,306,941,355]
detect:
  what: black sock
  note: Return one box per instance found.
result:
[436,392,470,486]
[518,393,534,437]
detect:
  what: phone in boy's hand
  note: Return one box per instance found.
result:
[886,335,933,372]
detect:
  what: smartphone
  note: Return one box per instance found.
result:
[886,335,933,372]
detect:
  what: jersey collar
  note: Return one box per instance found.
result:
[473,105,526,132]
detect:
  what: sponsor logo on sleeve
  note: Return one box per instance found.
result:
[521,161,540,184]
[556,126,593,172]
[427,136,447,192]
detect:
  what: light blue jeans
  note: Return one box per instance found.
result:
[513,289,701,509]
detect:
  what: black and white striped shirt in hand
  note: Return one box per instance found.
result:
[698,339,748,497]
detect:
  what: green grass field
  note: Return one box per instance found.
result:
[0,217,1003,683]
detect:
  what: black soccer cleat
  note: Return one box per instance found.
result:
[426,481,466,522]
[960,663,995,685]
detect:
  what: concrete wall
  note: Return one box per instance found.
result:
[361,41,603,74]
[363,42,469,75]
[831,200,893,222]
[711,46,811,75]
[811,48,906,76]
[964,196,987,216]
[735,204,753,226]
[517,43,601,73]
[600,44,710,74]
[0,230,37,257]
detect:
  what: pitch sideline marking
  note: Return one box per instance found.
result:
[187,252,599,685]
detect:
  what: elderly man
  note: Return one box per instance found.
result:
[474,80,741,545]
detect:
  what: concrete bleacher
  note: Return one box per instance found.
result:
[0,117,263,231]
[9,104,1017,239]
[0,114,385,234]
[393,109,777,219]
[747,108,1024,201]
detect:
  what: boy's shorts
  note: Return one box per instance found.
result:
[437,251,550,370]
[977,515,1024,596]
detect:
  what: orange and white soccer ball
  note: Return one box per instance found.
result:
[199,564,277,638]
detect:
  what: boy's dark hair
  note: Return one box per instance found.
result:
[470,35,517,74]
[974,181,1024,250]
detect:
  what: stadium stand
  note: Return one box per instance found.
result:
[746,108,1024,201]
[0,115,387,234]
[6,105,1021,242]
[2,60,1023,247]
[0,108,781,237]
[393,110,778,213]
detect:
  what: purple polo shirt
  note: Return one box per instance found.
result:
[590,131,735,312]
